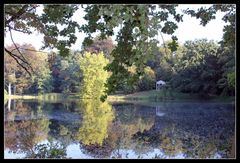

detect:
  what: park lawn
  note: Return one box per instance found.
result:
[107,89,198,101]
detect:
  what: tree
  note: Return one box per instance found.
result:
[50,51,82,94]
[4,44,31,94]
[137,66,156,91]
[4,4,80,76]
[216,46,235,96]
[184,4,236,96]
[4,50,17,95]
[47,52,62,93]
[4,44,53,94]
[184,4,236,48]
[169,39,235,96]
[82,35,115,60]
[78,52,109,100]
[4,4,235,98]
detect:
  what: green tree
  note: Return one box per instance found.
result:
[227,72,235,88]
[170,40,217,93]
[137,66,156,91]
[30,51,53,94]
[52,52,82,94]
[216,46,235,96]
[4,4,235,98]
[184,5,236,96]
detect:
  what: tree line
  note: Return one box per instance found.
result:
[4,36,235,98]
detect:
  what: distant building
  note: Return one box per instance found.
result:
[156,80,166,90]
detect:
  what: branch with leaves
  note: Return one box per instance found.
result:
[4,4,80,75]
[4,48,32,76]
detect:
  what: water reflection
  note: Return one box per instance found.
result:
[4,100,235,159]
[77,99,114,157]
[4,101,50,156]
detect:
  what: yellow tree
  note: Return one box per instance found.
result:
[78,52,109,100]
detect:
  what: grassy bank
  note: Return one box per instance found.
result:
[107,90,235,103]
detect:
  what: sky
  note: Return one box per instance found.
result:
[4,4,228,52]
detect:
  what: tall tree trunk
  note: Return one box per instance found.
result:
[8,83,11,96]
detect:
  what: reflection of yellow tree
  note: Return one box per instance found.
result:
[121,118,154,148]
[160,125,183,157]
[228,135,235,158]
[77,99,114,146]
[160,137,183,157]
[104,107,155,158]
[118,106,155,149]
[180,133,220,158]
[4,101,50,153]
[197,140,217,158]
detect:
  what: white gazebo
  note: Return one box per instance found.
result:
[156,80,166,90]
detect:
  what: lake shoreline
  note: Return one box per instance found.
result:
[4,90,235,103]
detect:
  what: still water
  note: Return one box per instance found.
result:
[4,99,235,159]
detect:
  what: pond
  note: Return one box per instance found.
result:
[4,99,235,159]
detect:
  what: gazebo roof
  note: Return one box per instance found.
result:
[156,80,166,84]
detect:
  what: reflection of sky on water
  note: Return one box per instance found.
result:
[4,139,223,159]
[5,149,25,159]
[110,148,185,159]
[66,143,93,159]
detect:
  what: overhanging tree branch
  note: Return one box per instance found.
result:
[9,28,35,74]
[8,25,32,34]
[10,47,49,54]
[5,48,32,77]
